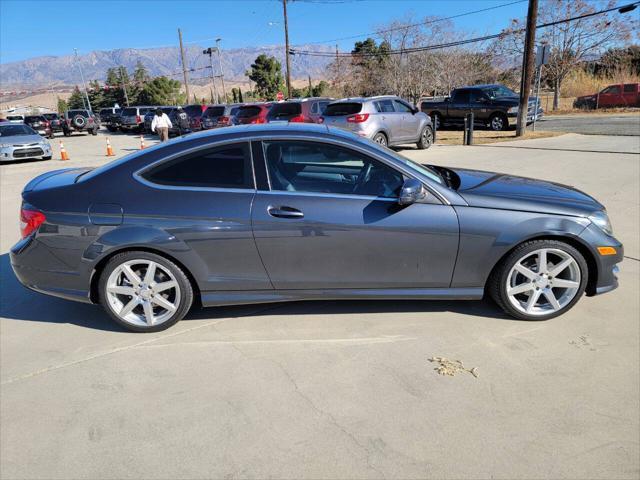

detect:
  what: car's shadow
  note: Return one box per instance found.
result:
[1,253,512,332]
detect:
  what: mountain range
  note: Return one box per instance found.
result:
[0,44,335,89]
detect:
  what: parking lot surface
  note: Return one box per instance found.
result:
[1,131,638,479]
[536,113,640,136]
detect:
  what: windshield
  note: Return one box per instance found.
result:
[68,110,89,117]
[0,124,37,136]
[482,85,517,99]
[204,106,225,118]
[236,106,261,118]
[365,141,443,185]
[183,105,203,117]
[267,102,302,119]
[324,102,362,116]
[121,107,137,116]
[43,113,58,120]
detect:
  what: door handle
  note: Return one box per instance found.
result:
[267,206,304,219]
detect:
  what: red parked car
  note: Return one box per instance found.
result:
[266,97,332,124]
[233,103,273,125]
[574,83,640,109]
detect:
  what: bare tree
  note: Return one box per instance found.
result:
[497,0,635,109]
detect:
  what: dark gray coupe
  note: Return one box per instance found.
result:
[10,124,623,332]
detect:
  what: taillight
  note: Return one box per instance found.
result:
[219,115,229,125]
[317,116,324,124]
[20,208,46,239]
[346,113,370,123]
[136,115,141,123]
[289,115,305,123]
[251,117,266,124]
[44,120,50,127]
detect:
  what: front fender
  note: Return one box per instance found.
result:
[451,207,590,288]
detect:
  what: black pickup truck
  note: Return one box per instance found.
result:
[421,84,543,131]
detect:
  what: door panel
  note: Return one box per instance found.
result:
[394,100,420,141]
[252,193,459,289]
[448,89,470,123]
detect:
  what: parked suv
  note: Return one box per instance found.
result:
[63,109,99,136]
[42,113,65,136]
[321,96,433,149]
[198,104,244,130]
[23,115,53,138]
[234,103,273,125]
[267,97,332,124]
[421,84,543,131]
[119,106,155,133]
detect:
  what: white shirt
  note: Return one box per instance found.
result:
[151,113,172,131]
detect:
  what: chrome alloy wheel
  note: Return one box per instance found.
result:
[506,248,581,316]
[106,259,180,327]
[491,115,505,131]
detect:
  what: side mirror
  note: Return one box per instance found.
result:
[398,178,427,206]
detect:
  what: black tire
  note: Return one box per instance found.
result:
[488,113,508,131]
[98,251,194,333]
[63,130,71,137]
[107,126,117,132]
[372,132,388,147]
[91,128,98,136]
[416,125,433,150]
[42,156,52,160]
[488,239,588,321]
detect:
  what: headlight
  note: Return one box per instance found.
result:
[589,210,613,236]
[0,143,11,148]
[507,106,518,114]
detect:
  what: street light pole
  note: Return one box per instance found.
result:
[215,38,228,104]
[74,48,92,113]
[282,0,292,98]
[203,48,219,103]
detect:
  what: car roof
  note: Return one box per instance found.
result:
[456,84,504,90]
[328,95,399,104]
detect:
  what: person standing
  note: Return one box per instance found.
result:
[175,106,190,135]
[151,108,172,142]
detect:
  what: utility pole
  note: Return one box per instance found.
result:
[73,48,92,113]
[516,0,538,137]
[282,0,292,98]
[215,38,228,103]
[203,48,219,103]
[119,66,130,107]
[178,28,190,103]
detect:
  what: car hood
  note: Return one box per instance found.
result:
[1,134,45,145]
[449,167,603,216]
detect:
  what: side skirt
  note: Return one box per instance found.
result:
[201,287,484,307]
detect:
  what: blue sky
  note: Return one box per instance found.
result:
[0,0,610,64]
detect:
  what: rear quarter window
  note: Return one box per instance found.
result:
[204,106,225,117]
[324,103,362,116]
[268,102,302,119]
[141,143,254,189]
[623,84,637,93]
[236,106,262,118]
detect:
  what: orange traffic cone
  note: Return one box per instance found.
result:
[139,135,145,150]
[59,140,69,161]
[106,137,114,156]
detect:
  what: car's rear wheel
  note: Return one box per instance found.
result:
[91,128,98,136]
[416,125,433,149]
[373,132,388,147]
[98,251,194,332]
[489,113,508,131]
[42,156,52,160]
[488,240,588,321]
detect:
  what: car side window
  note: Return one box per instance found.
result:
[451,90,469,103]
[601,86,621,94]
[264,141,404,198]
[142,143,254,189]
[374,100,395,113]
[393,100,413,113]
[469,90,488,103]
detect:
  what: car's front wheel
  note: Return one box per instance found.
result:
[488,240,588,321]
[416,125,433,149]
[98,251,194,332]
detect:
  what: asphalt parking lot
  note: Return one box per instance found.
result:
[536,112,640,136]
[1,129,638,479]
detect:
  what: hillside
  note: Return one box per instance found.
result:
[0,44,334,89]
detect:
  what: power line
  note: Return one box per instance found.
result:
[290,1,640,57]
[294,0,527,46]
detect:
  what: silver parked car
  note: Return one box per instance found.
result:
[321,95,434,149]
[0,123,52,162]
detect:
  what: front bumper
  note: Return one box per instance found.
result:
[579,223,624,296]
[0,143,52,161]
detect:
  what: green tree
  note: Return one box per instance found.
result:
[68,86,86,109]
[57,97,68,114]
[246,54,284,100]
[351,38,390,96]
[238,89,244,103]
[312,80,329,97]
[137,76,183,105]
[307,76,313,97]
[86,80,107,110]
[133,61,150,85]
[232,88,238,102]
[103,66,130,107]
